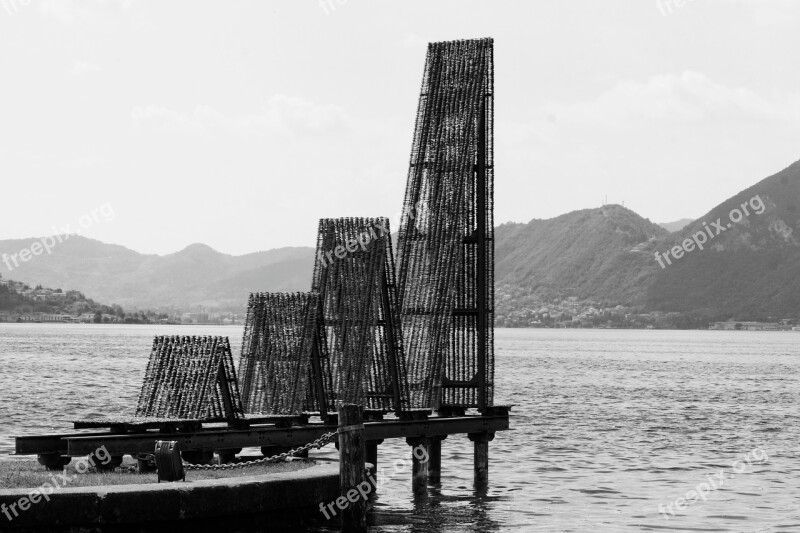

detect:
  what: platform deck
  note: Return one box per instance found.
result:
[71,414,312,432]
[16,410,510,458]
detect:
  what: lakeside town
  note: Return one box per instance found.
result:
[1,311,245,326]
[1,276,796,330]
[0,276,243,325]
[495,284,800,331]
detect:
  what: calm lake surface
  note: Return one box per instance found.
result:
[1,325,799,532]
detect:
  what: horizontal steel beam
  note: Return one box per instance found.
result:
[15,432,116,455]
[65,415,510,456]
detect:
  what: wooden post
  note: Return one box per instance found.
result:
[216,359,238,425]
[428,436,445,483]
[365,439,382,477]
[379,268,404,414]
[36,453,71,471]
[310,324,330,423]
[180,449,213,465]
[365,439,382,505]
[475,98,489,413]
[468,432,494,486]
[216,447,241,464]
[338,404,367,532]
[406,437,429,496]
[474,438,488,485]
[260,445,291,458]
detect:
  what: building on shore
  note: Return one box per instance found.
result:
[16,314,77,323]
[709,321,786,331]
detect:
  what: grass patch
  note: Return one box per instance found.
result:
[0,458,314,490]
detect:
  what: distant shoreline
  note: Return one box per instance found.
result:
[0,319,184,325]
[1,322,798,332]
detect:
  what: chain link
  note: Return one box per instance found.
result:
[177,430,338,471]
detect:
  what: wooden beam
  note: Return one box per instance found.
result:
[61,414,509,457]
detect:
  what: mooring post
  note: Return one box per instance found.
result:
[338,404,367,532]
[428,436,445,483]
[36,453,71,471]
[216,447,241,464]
[468,432,494,486]
[364,439,382,505]
[365,439,382,477]
[406,437,429,496]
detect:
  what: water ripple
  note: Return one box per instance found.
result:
[1,326,799,531]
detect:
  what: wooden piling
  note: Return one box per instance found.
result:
[216,448,241,464]
[468,432,494,486]
[365,439,382,506]
[474,438,488,484]
[428,436,445,483]
[260,445,291,458]
[406,437,429,496]
[338,404,367,532]
[365,439,382,477]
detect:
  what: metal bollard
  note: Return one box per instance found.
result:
[154,440,185,482]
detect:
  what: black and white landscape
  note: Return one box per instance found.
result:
[1,2,799,533]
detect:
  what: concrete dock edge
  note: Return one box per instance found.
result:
[0,462,338,531]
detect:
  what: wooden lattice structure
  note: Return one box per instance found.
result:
[17,37,509,483]
[397,38,495,411]
[238,292,328,416]
[135,335,244,423]
[311,217,409,413]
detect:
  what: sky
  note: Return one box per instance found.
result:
[1,0,799,256]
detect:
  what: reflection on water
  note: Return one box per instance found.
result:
[1,325,799,532]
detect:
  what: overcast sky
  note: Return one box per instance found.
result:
[1,0,799,255]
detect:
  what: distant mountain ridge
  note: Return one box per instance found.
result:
[496,158,800,321]
[495,205,667,304]
[645,159,800,318]
[2,158,799,321]
[658,219,693,233]
[0,237,314,311]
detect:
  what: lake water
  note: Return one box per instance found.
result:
[1,325,799,532]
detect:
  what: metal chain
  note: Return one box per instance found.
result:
[181,430,338,471]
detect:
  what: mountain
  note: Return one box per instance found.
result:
[658,219,693,233]
[2,159,799,322]
[495,205,668,304]
[645,159,800,319]
[496,158,800,322]
[0,237,315,310]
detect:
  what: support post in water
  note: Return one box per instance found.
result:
[428,436,446,483]
[338,404,367,532]
[365,439,382,505]
[468,432,494,486]
[365,439,382,478]
[406,437,429,496]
